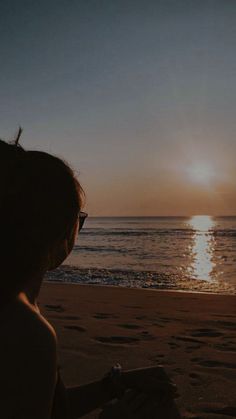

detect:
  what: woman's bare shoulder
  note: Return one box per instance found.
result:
[0,294,57,358]
[0,296,58,418]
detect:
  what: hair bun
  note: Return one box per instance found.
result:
[0,139,12,153]
[0,139,25,161]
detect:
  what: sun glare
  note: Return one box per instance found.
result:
[190,215,215,232]
[188,215,216,281]
[186,164,216,186]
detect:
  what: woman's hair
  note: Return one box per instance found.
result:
[0,138,84,304]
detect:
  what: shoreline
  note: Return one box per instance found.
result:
[45,264,236,295]
[39,282,236,418]
[44,279,236,297]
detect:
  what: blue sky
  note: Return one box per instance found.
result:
[1,0,236,215]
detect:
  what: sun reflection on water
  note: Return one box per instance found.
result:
[188,215,216,282]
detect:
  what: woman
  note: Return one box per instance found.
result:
[0,137,180,419]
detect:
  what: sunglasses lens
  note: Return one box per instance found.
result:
[78,212,87,232]
[79,218,85,231]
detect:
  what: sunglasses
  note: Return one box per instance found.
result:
[78,211,88,232]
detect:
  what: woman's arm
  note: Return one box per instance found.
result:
[66,365,179,419]
[66,378,113,419]
[13,316,58,419]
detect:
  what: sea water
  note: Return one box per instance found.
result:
[46,216,236,294]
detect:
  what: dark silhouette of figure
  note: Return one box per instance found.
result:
[0,137,180,418]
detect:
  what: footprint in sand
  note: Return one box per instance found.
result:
[45,304,65,313]
[95,336,140,344]
[62,315,82,320]
[95,331,155,345]
[168,341,180,349]
[148,354,165,364]
[64,325,87,332]
[118,323,142,330]
[139,331,156,341]
[173,367,184,375]
[174,336,202,352]
[189,328,223,338]
[212,313,236,319]
[189,372,202,387]
[45,314,81,321]
[186,345,202,352]
[214,343,236,352]
[191,357,202,362]
[159,317,171,323]
[213,320,236,330]
[135,315,148,320]
[192,358,236,369]
[173,336,203,344]
[152,322,165,328]
[93,312,118,319]
[189,372,200,379]
[122,305,142,309]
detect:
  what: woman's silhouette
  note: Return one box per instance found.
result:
[0,136,180,418]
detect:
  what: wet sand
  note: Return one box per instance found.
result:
[39,282,236,419]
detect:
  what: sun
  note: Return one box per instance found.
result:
[189,215,215,231]
[186,163,216,186]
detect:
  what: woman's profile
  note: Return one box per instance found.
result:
[0,133,180,419]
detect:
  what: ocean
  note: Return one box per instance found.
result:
[46,216,236,294]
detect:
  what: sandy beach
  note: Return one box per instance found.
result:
[39,283,236,419]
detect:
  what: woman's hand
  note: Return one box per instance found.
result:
[122,365,178,402]
[99,389,158,419]
[99,387,181,419]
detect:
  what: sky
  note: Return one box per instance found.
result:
[0,0,236,216]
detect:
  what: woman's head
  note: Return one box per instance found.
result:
[0,139,84,301]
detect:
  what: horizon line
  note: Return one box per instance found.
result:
[86,214,236,218]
